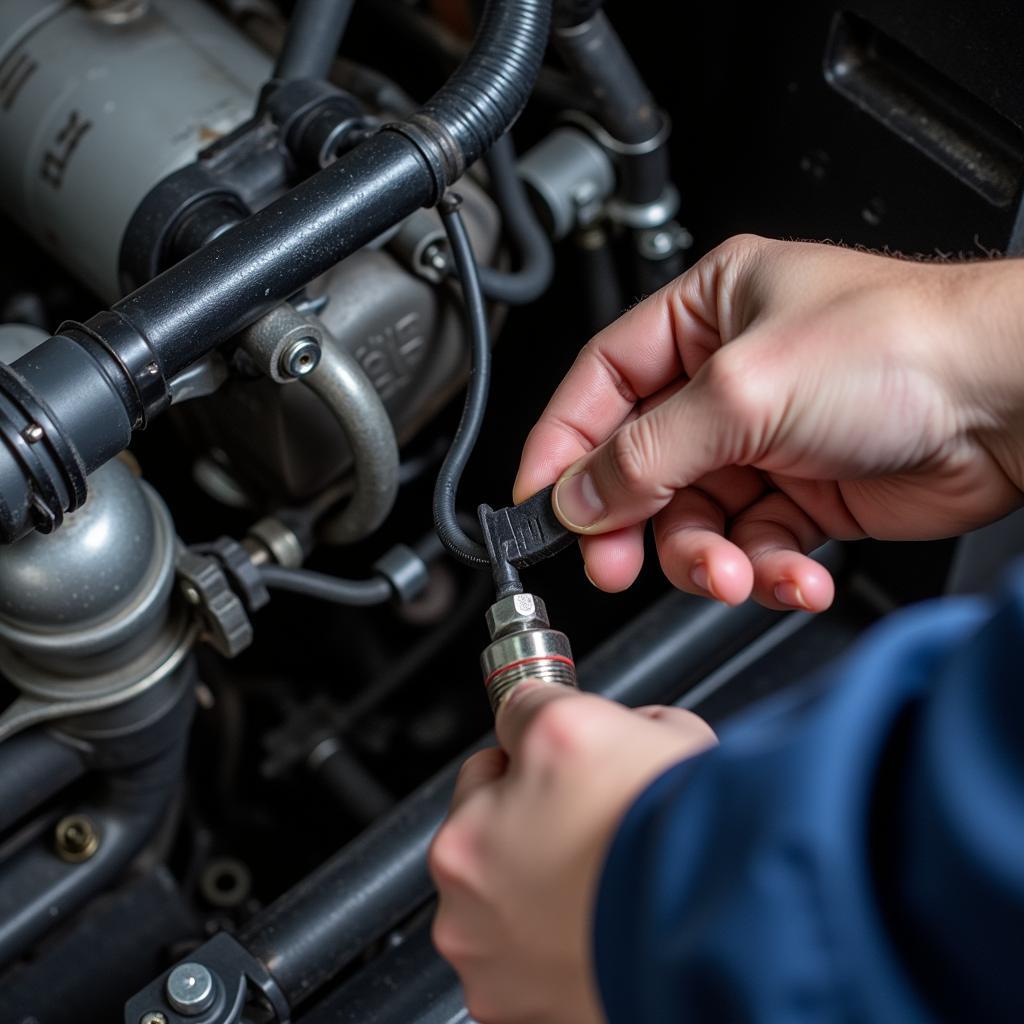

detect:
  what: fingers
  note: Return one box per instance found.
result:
[729,492,835,611]
[513,239,768,505]
[651,468,765,605]
[448,748,508,815]
[578,526,646,593]
[549,349,771,535]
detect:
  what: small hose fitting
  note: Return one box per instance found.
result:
[480,593,576,714]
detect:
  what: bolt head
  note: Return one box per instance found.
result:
[181,583,202,606]
[140,1013,168,1024]
[166,962,216,1015]
[486,593,549,640]
[281,337,321,378]
[55,814,99,863]
[21,423,43,444]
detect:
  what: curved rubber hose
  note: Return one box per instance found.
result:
[274,0,356,82]
[472,133,555,305]
[259,564,392,606]
[432,198,491,569]
[303,333,400,546]
[408,0,552,181]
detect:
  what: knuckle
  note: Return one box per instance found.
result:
[703,347,771,425]
[428,825,472,889]
[523,697,607,764]
[607,418,661,494]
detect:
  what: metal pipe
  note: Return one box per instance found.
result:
[273,0,356,83]
[0,730,86,836]
[0,664,195,966]
[239,589,789,1009]
[307,336,400,545]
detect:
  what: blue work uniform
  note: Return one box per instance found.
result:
[595,564,1024,1022]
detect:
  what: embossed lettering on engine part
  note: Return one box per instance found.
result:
[354,312,426,401]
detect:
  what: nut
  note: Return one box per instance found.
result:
[55,814,99,863]
[485,593,549,640]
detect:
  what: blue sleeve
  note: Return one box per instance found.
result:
[594,563,1024,1023]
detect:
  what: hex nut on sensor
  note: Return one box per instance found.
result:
[485,593,549,639]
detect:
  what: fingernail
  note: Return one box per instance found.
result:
[583,563,600,588]
[553,470,605,530]
[774,581,807,609]
[690,561,712,596]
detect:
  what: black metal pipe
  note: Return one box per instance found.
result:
[0,730,86,836]
[553,11,669,206]
[273,0,356,83]
[0,0,553,545]
[239,590,786,1009]
[0,732,186,967]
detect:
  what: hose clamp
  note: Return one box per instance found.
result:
[562,108,672,158]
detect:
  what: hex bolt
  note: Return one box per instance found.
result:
[21,423,43,444]
[166,962,216,1016]
[280,336,322,378]
[140,1014,168,1024]
[54,814,100,863]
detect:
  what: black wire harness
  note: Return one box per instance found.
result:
[432,194,494,569]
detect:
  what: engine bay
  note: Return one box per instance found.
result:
[0,1,1021,1021]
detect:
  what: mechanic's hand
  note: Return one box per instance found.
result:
[515,236,1024,609]
[429,682,716,1024]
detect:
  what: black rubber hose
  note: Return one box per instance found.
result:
[259,564,392,606]
[469,133,555,305]
[273,0,356,82]
[432,197,492,569]
[553,10,669,206]
[553,0,602,28]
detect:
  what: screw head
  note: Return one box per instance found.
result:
[140,1014,168,1024]
[280,336,321,378]
[166,962,216,1015]
[55,814,99,862]
[181,583,202,606]
[21,423,44,444]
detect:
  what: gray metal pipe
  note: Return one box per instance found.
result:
[305,330,401,544]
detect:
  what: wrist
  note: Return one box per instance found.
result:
[934,258,1024,490]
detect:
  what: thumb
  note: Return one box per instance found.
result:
[550,354,763,535]
[494,679,590,760]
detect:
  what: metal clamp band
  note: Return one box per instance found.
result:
[561,108,672,158]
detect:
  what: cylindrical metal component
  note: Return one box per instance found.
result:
[165,962,216,1016]
[54,814,100,863]
[519,127,615,240]
[0,0,270,301]
[300,332,400,544]
[480,593,577,713]
[0,457,176,675]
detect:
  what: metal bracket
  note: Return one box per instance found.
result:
[124,932,291,1024]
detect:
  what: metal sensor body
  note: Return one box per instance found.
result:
[480,593,577,714]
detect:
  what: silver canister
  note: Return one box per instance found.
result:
[480,593,577,714]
